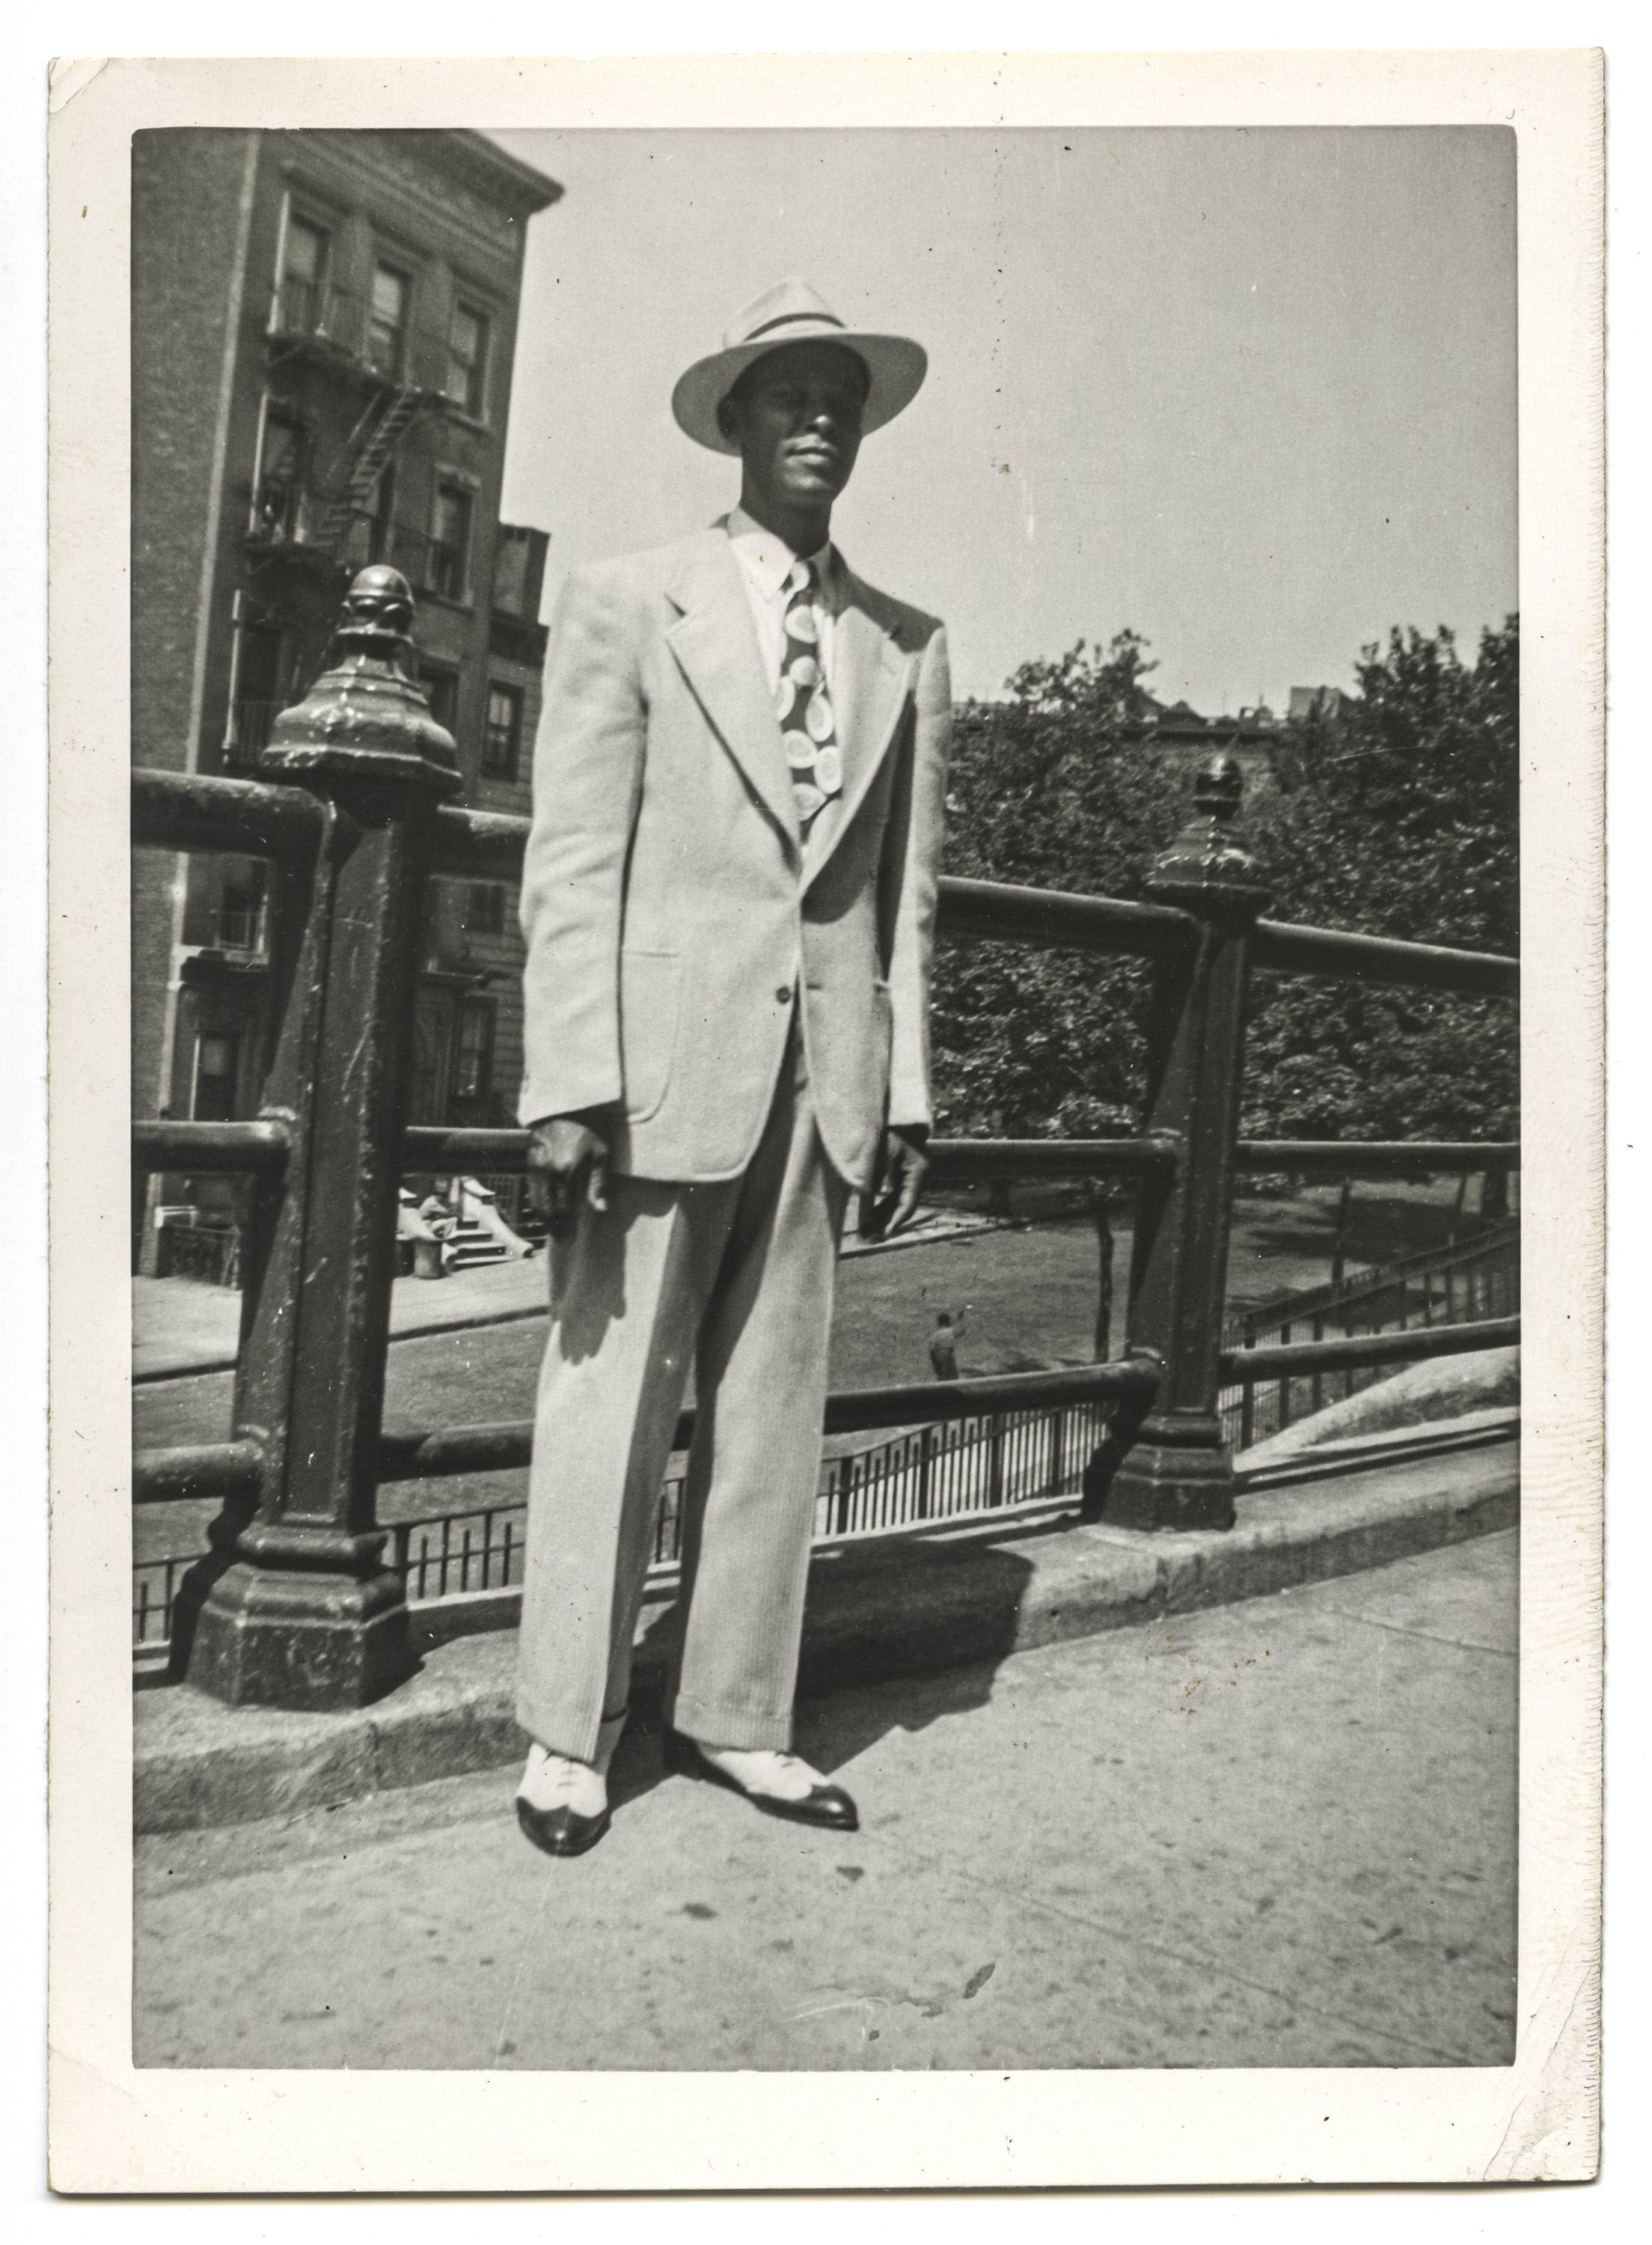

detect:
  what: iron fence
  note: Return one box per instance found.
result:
[1221,1221,1520,1450]
[128,567,1520,1711]
[133,1557,190,1650]
[133,1395,1111,1646]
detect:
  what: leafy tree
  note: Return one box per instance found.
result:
[931,634,1179,1140]
[1242,618,1519,1144]
[930,617,1519,1155]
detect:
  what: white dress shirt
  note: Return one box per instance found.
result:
[726,504,839,694]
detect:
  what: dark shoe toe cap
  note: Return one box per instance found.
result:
[516,1797,611,1857]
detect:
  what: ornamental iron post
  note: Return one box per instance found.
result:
[1086,752,1271,1530]
[171,567,461,1708]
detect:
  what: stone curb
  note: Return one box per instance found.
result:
[133,1434,1517,1835]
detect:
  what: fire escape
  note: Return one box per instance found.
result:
[254,275,450,577]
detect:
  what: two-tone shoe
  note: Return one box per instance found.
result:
[514,1746,611,1857]
[663,1729,858,1831]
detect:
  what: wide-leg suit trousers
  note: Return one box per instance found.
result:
[516,1026,851,1762]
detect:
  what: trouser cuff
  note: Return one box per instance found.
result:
[668,1692,793,1754]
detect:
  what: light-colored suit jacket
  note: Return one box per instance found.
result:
[518,523,952,1192]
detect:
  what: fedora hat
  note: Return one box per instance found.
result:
[671,278,928,455]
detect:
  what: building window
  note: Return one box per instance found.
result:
[427,483,472,600]
[422,667,460,737]
[343,462,395,569]
[278,215,328,334]
[480,682,522,778]
[453,998,495,1104]
[445,303,489,415]
[466,883,506,936]
[367,263,409,380]
[192,1033,240,1123]
[254,415,305,541]
[217,865,268,953]
[411,1004,450,1127]
[227,622,287,768]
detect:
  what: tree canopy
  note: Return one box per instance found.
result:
[930,617,1520,1151]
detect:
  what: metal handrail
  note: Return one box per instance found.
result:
[135,1359,1163,1506]
[1219,1315,1518,1384]
[132,1119,290,1175]
[1252,917,1518,998]
[129,1114,1523,1187]
[132,769,323,861]
[130,768,1521,1001]
[132,1319,1522,1512]
[1235,1140,1520,1177]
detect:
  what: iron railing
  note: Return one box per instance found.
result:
[135,1396,1113,1648]
[1220,1221,1520,1449]
[268,278,453,396]
[129,567,1520,1711]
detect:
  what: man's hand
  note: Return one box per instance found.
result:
[527,1111,613,1241]
[868,1122,930,1240]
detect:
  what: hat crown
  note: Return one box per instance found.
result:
[721,276,847,352]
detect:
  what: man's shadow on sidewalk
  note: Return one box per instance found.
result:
[609,1522,1055,1809]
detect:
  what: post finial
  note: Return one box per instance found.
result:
[1191,750,1244,821]
[262,567,461,797]
[1145,750,1271,914]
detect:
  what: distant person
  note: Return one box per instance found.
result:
[513,278,952,1857]
[928,1311,962,1381]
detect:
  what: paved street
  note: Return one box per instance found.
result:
[135,1527,1517,2073]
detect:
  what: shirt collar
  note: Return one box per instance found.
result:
[726,504,836,604]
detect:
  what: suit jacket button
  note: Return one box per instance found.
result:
[775,986,792,1004]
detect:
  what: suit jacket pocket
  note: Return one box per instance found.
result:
[619,948,682,1122]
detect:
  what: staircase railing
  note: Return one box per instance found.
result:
[130,568,1520,1711]
[1221,1221,1520,1448]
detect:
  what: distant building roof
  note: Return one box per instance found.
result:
[1136,694,1279,745]
[1288,685,1349,724]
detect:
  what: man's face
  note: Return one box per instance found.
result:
[719,340,868,516]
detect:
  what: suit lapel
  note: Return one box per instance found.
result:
[664,530,801,854]
[804,575,916,888]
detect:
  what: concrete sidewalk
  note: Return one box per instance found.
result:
[135,1526,1518,2074]
[133,1255,551,1383]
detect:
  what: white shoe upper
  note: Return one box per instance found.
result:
[697,1745,832,1803]
[516,1745,608,1819]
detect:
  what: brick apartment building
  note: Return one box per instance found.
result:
[131,127,561,1272]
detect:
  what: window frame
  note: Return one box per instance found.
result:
[254,412,306,542]
[426,480,474,603]
[453,995,496,1105]
[367,259,412,381]
[192,1031,242,1123]
[278,213,330,335]
[480,679,523,780]
[465,883,507,938]
[444,300,491,418]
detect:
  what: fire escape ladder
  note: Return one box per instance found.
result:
[312,382,428,555]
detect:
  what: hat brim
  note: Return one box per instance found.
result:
[671,325,929,454]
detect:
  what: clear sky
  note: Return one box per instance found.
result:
[491,126,1516,711]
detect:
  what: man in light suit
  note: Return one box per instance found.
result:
[513,279,952,1857]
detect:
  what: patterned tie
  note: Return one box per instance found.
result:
[775,557,843,832]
